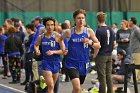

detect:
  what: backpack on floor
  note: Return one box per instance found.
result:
[25,81,35,93]
[25,76,47,93]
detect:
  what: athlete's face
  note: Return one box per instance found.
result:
[75,13,86,27]
[45,20,55,33]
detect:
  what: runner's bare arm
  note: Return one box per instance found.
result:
[88,28,101,58]
[47,32,65,55]
[88,28,101,49]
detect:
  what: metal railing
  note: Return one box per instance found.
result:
[124,63,140,93]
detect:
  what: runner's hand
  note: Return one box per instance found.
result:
[46,50,54,56]
[63,49,68,55]
[36,50,41,55]
[82,37,90,44]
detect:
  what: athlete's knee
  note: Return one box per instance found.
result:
[73,85,81,92]
[47,83,54,90]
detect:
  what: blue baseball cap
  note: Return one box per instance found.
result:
[35,16,42,21]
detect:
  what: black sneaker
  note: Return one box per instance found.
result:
[16,80,20,83]
[65,77,69,82]
[9,80,17,84]
[21,81,28,85]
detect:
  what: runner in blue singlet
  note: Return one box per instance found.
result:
[60,9,101,93]
[34,17,65,93]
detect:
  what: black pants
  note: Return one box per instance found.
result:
[24,53,33,82]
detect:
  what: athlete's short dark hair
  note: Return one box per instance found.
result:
[43,17,55,27]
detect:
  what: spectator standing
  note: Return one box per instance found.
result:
[21,24,35,85]
[116,20,131,56]
[129,17,140,82]
[0,27,8,79]
[5,27,24,84]
[95,12,116,93]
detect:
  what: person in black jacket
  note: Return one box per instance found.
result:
[5,27,24,84]
[21,24,35,85]
[0,27,8,79]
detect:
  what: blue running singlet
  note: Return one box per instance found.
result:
[65,27,91,75]
[41,32,60,61]
[41,32,61,73]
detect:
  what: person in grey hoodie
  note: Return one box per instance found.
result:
[129,17,140,81]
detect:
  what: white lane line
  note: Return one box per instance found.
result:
[0,84,26,93]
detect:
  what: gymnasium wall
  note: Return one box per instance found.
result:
[0,0,140,30]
